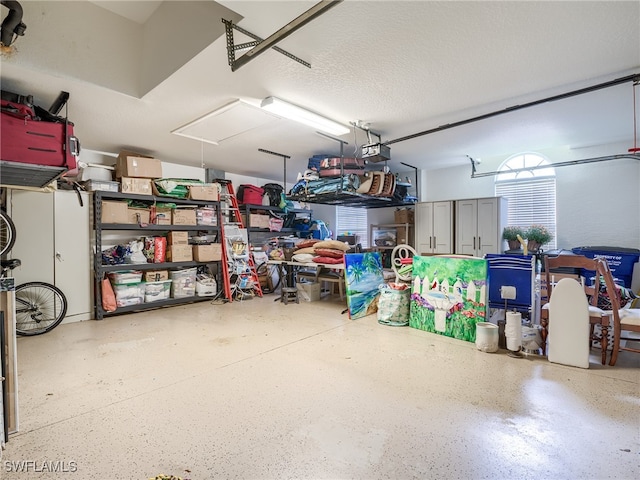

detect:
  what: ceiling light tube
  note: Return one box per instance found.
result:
[260,96,350,136]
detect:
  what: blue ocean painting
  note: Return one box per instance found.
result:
[344,252,385,319]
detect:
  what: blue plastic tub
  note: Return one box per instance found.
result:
[571,246,640,287]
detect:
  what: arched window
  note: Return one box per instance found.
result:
[495,152,557,250]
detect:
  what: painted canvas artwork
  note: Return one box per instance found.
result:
[409,256,488,342]
[344,252,385,319]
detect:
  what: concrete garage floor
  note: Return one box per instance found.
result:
[2,296,639,479]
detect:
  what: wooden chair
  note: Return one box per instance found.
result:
[541,255,611,365]
[598,259,640,366]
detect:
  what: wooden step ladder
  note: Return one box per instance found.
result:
[217,180,263,302]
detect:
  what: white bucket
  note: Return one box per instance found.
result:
[475,322,499,353]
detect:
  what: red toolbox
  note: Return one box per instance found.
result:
[319,157,365,177]
[1,100,79,171]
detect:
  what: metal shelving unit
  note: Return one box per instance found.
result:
[370,223,414,268]
[93,191,221,319]
[370,223,414,249]
[240,203,313,247]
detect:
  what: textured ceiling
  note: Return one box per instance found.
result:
[88,0,162,24]
[1,1,639,185]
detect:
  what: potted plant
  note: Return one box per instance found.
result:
[525,224,552,252]
[502,226,524,250]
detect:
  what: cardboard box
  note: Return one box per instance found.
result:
[249,214,270,229]
[298,281,321,302]
[152,207,172,225]
[193,243,222,262]
[394,208,415,224]
[397,226,414,246]
[188,184,220,201]
[127,207,151,224]
[172,209,197,225]
[168,231,189,245]
[101,201,128,224]
[144,270,169,282]
[166,244,193,262]
[120,177,154,195]
[116,150,163,179]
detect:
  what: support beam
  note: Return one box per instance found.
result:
[469,154,640,178]
[400,162,419,202]
[224,1,342,72]
[386,73,640,146]
[259,148,291,192]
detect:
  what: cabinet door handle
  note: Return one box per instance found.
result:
[55,252,62,262]
[433,236,436,249]
[473,237,476,249]
[429,236,432,249]
[478,236,481,249]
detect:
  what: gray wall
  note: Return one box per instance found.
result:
[422,142,640,250]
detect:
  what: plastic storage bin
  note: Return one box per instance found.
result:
[113,283,144,307]
[196,276,217,296]
[108,270,143,284]
[571,246,640,287]
[170,268,197,298]
[144,280,172,302]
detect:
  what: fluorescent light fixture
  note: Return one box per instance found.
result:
[260,96,350,136]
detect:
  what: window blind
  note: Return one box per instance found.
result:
[496,177,557,250]
[336,206,369,248]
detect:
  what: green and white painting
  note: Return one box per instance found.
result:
[409,256,488,342]
[344,252,384,319]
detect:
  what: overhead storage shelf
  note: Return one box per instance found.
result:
[287,191,416,208]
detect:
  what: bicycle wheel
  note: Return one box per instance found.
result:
[15,282,68,336]
[0,209,16,256]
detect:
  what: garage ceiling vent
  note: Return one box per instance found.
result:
[171,99,279,145]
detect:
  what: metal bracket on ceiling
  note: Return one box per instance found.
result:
[259,148,291,191]
[222,0,342,72]
[469,153,640,179]
[223,19,310,70]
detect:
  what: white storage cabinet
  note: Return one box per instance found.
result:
[415,201,454,255]
[455,197,508,257]
[9,190,93,323]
